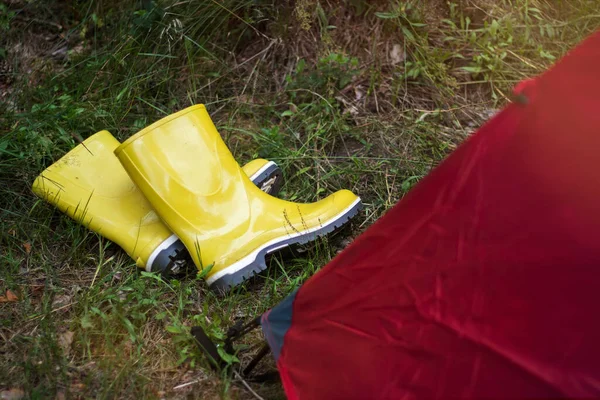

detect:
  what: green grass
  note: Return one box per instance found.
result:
[1,0,598,398]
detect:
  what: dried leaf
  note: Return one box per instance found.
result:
[58,331,74,356]
[390,44,405,65]
[22,242,31,254]
[0,388,25,400]
[0,290,19,303]
[70,383,86,393]
[52,294,72,309]
[354,87,364,101]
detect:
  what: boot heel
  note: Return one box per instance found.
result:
[247,160,283,195]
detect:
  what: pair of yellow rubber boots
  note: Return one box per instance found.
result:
[33,105,362,290]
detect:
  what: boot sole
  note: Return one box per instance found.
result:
[147,161,283,275]
[207,197,363,291]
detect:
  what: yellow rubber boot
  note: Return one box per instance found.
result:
[115,105,362,290]
[32,130,283,275]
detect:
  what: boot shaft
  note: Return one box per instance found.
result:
[32,130,171,269]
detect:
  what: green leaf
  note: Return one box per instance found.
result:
[80,314,94,329]
[401,26,414,41]
[296,58,306,74]
[217,347,240,364]
[166,325,185,334]
[196,263,214,279]
[460,66,484,73]
[490,19,499,36]
[121,317,137,341]
[540,50,555,60]
[116,87,129,102]
[140,298,157,306]
[141,271,165,283]
[155,311,168,321]
[401,176,420,192]
[295,167,311,177]
[374,12,398,19]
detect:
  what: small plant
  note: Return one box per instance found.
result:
[0,3,16,32]
[287,53,360,97]
[377,1,457,100]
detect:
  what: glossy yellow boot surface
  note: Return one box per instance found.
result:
[32,130,283,275]
[115,105,362,289]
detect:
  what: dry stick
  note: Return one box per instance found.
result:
[234,370,265,400]
[90,255,115,288]
[25,302,75,324]
[172,370,265,400]
[173,379,201,390]
[240,57,261,98]
[15,15,63,30]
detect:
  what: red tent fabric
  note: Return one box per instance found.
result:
[262,31,600,399]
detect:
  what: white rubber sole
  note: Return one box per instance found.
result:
[248,160,277,182]
[146,233,179,272]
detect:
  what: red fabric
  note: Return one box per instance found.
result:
[277,31,600,399]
